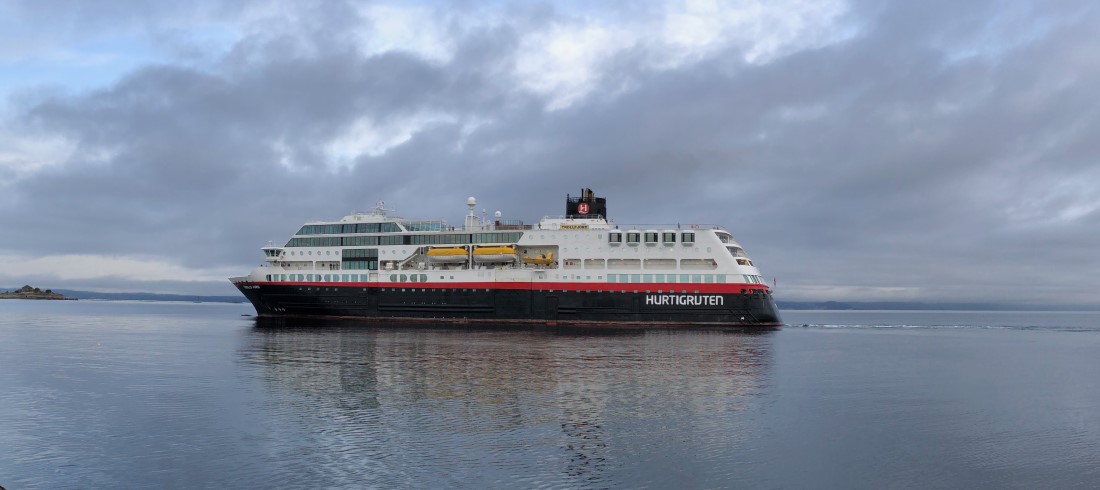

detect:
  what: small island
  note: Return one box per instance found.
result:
[0,285,70,300]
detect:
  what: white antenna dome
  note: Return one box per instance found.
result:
[467,197,477,206]
[494,211,502,219]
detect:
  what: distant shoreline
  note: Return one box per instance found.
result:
[1,287,244,303]
[0,294,75,300]
[0,286,71,300]
[1,286,1094,310]
[776,301,1100,312]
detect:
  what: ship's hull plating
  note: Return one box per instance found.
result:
[234,282,782,327]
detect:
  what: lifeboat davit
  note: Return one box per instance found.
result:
[426,246,468,264]
[472,245,518,263]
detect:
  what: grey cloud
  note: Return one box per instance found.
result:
[3,0,1099,303]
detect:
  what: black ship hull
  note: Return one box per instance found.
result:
[234,282,782,327]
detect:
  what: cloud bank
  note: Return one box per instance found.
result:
[1,0,1098,304]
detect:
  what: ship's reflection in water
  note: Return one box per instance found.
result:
[241,318,776,488]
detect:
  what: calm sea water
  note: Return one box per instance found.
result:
[2,301,1099,488]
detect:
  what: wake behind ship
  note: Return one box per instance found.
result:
[230,189,781,327]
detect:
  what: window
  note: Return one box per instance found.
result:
[644,232,659,244]
[343,236,380,246]
[662,232,676,243]
[342,248,379,258]
[681,259,718,270]
[607,259,641,269]
[608,232,622,243]
[405,221,443,232]
[681,232,695,244]
[626,232,640,244]
[643,258,676,269]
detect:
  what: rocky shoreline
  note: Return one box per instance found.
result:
[0,285,72,300]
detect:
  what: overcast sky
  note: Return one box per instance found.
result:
[1,0,1098,304]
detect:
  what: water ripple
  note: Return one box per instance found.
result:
[3,301,1100,488]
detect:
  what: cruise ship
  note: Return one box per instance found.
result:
[230,189,781,326]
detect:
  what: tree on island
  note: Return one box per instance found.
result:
[6,285,61,297]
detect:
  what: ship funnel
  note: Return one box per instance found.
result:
[566,187,607,219]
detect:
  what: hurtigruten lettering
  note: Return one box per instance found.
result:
[645,294,724,306]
